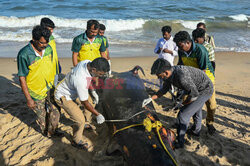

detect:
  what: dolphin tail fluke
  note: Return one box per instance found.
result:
[130,65,145,76]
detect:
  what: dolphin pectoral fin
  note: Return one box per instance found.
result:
[106,140,123,156]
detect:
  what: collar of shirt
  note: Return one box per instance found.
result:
[29,42,45,59]
[83,31,96,44]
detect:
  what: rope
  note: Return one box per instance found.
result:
[113,124,143,136]
[153,120,178,166]
[105,110,147,123]
[112,117,178,166]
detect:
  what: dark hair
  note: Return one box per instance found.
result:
[197,22,206,29]
[90,57,110,72]
[161,26,172,34]
[192,28,206,40]
[151,58,172,75]
[173,31,192,44]
[99,24,106,31]
[32,25,51,42]
[87,20,100,30]
[40,17,55,29]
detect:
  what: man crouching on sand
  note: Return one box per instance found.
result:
[54,57,109,151]
[142,59,214,148]
[17,25,61,137]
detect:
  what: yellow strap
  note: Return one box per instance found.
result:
[143,117,178,166]
[113,117,178,166]
[113,124,143,136]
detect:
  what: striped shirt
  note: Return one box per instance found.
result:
[203,41,215,62]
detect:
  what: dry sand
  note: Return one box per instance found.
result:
[0,52,250,166]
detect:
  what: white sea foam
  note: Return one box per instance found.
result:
[179,20,205,29]
[0,15,146,31]
[229,14,248,21]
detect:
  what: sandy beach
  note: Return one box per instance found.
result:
[0,51,250,165]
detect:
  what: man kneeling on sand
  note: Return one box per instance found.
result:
[54,57,109,151]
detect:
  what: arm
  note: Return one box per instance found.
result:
[105,37,110,60]
[172,42,178,57]
[210,36,216,48]
[100,38,108,59]
[177,52,184,65]
[163,49,173,54]
[154,39,162,54]
[106,48,110,60]
[142,80,170,107]
[71,36,82,67]
[19,76,36,109]
[197,47,208,71]
[101,51,108,59]
[179,73,199,105]
[81,100,100,116]
[72,52,79,67]
[17,51,36,109]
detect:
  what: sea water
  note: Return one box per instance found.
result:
[0,0,249,57]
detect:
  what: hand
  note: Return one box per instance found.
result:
[142,98,152,108]
[91,90,99,104]
[96,114,105,124]
[27,98,36,109]
[163,48,172,54]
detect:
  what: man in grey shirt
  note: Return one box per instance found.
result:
[142,58,213,148]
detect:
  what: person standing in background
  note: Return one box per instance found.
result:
[71,20,107,67]
[154,25,178,90]
[192,28,216,71]
[99,24,111,75]
[40,17,61,85]
[197,22,216,49]
[154,25,178,66]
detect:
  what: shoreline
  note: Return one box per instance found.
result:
[0,40,250,58]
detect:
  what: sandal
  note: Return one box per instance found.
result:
[72,140,94,152]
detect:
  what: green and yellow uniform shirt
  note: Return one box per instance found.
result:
[178,41,215,83]
[17,42,59,100]
[71,32,106,62]
[102,36,109,56]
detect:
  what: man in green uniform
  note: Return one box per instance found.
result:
[99,23,111,75]
[174,31,217,135]
[17,25,61,137]
[71,20,107,67]
[40,17,61,85]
